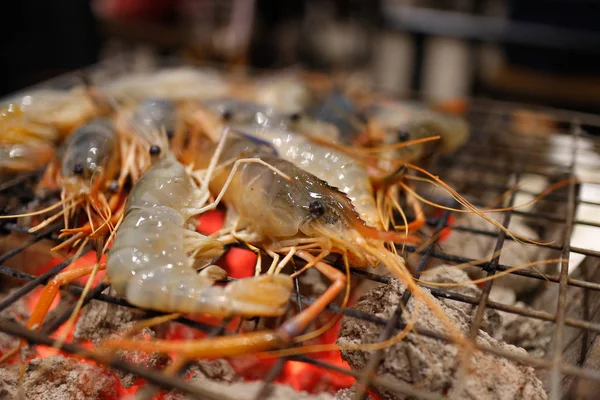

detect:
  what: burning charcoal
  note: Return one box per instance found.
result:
[439,213,558,295]
[108,326,170,388]
[164,359,334,400]
[337,278,547,400]
[75,295,169,388]
[0,355,120,399]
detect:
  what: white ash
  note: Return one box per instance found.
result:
[74,294,169,388]
[0,355,120,400]
[438,212,558,295]
[163,359,333,400]
[334,383,376,400]
[337,272,547,400]
[0,288,37,360]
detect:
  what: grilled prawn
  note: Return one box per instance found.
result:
[1,117,130,254]
[107,150,292,317]
[195,99,382,228]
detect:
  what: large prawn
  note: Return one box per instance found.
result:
[189,98,426,234]
[0,114,142,256]
[101,131,468,364]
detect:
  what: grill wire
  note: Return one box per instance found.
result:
[1,90,600,400]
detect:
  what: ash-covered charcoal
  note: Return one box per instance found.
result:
[0,355,120,399]
[337,278,547,400]
[75,296,169,388]
[495,306,552,359]
[0,363,19,398]
[0,288,37,359]
[438,213,557,295]
[108,326,170,388]
[164,359,333,400]
[532,256,600,394]
[74,294,146,342]
[186,359,241,383]
[420,266,502,335]
[423,267,551,358]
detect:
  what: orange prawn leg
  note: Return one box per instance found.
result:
[27,263,106,331]
[0,263,106,365]
[102,250,346,359]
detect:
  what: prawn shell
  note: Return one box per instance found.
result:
[125,153,196,212]
[108,206,189,295]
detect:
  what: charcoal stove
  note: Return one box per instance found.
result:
[1,62,600,400]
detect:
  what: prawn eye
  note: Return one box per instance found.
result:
[289,112,302,122]
[397,129,410,142]
[222,109,233,121]
[72,163,84,175]
[149,145,161,155]
[108,180,119,193]
[308,200,325,218]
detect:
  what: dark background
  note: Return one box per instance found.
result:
[1,0,600,112]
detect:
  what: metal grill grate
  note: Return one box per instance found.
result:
[1,77,600,400]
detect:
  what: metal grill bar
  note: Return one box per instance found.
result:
[402,245,600,291]
[354,210,452,399]
[0,254,79,313]
[549,123,580,400]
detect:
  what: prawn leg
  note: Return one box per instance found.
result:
[28,263,105,331]
[0,263,106,365]
[101,250,346,359]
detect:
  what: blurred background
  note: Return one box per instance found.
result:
[2,0,600,113]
